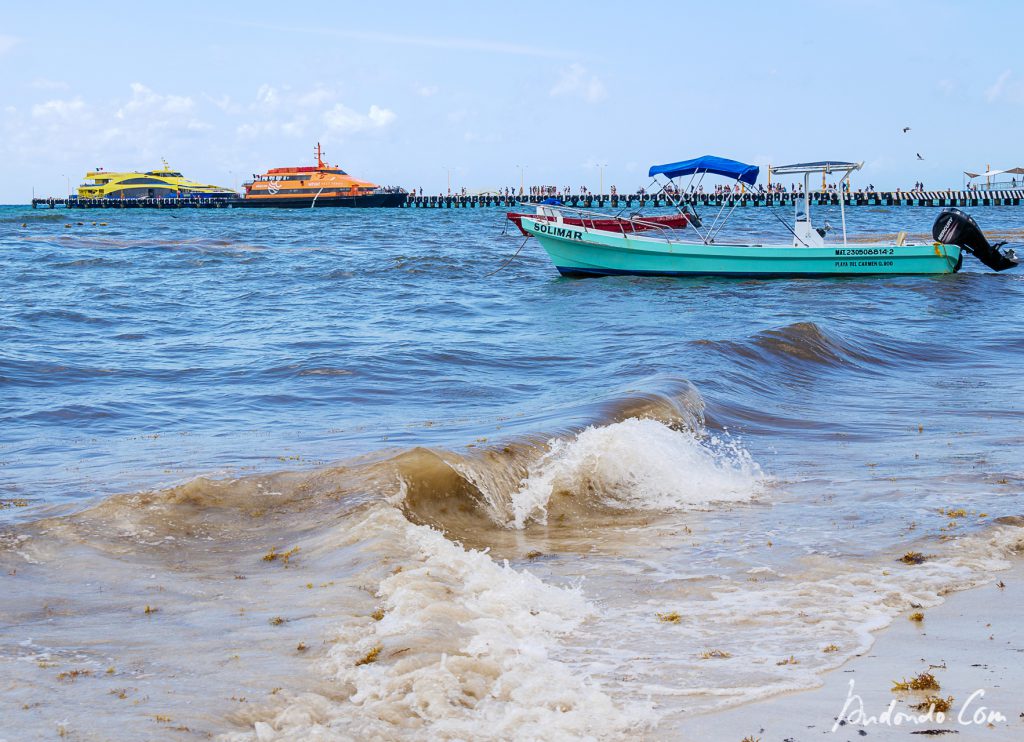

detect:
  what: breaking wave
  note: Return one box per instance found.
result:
[509,418,762,528]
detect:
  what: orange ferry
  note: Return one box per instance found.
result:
[239,144,407,208]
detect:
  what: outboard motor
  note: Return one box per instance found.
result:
[932,208,1020,272]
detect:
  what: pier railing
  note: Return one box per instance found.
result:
[398,190,1024,209]
[29,190,1024,209]
[31,196,240,209]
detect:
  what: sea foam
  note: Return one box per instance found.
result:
[510,418,762,528]
[226,506,652,741]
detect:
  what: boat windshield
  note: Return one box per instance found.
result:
[795,196,808,222]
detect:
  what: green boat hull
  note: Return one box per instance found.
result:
[521,217,962,277]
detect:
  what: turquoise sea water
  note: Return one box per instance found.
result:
[1,203,1023,739]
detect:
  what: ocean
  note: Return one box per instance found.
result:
[1,203,1022,740]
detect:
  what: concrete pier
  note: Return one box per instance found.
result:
[29,190,1024,209]
[402,190,1024,209]
[31,196,239,209]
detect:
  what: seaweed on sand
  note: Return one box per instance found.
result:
[892,672,940,692]
[911,696,954,713]
[899,551,930,565]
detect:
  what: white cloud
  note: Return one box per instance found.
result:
[236,114,308,140]
[296,86,334,107]
[282,116,307,137]
[417,85,439,97]
[549,64,607,103]
[0,35,18,55]
[983,69,1024,104]
[30,78,69,91]
[32,97,86,119]
[228,22,572,59]
[239,87,395,141]
[255,84,280,110]
[464,131,501,144]
[116,83,194,119]
[205,93,241,114]
[985,69,1011,103]
[323,103,396,134]
[235,122,261,139]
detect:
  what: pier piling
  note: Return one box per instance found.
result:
[28,191,1024,210]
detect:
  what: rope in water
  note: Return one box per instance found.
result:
[485,235,530,277]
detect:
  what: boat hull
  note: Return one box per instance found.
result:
[521,217,962,277]
[236,193,407,208]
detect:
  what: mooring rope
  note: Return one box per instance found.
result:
[485,235,530,277]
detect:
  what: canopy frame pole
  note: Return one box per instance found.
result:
[665,174,695,215]
[707,189,741,244]
[837,167,852,247]
[704,179,743,244]
[652,174,710,243]
[664,175,703,240]
[803,172,811,233]
[613,177,660,219]
[684,172,710,243]
[703,197,729,244]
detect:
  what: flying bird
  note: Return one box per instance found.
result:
[902,127,911,133]
[916,153,924,160]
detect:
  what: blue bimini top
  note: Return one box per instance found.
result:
[648,156,760,185]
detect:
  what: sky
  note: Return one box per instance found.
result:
[1,0,1023,202]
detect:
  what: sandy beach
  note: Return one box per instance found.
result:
[677,555,1024,741]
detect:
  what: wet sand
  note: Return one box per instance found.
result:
[676,559,1024,741]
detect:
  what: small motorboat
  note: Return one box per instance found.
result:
[506,200,693,236]
[520,156,1020,278]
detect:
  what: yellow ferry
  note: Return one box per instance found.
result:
[77,162,236,200]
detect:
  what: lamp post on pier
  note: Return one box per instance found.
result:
[597,163,607,198]
[516,165,527,196]
[443,166,451,195]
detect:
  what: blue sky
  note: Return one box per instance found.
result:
[2,1,1022,202]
